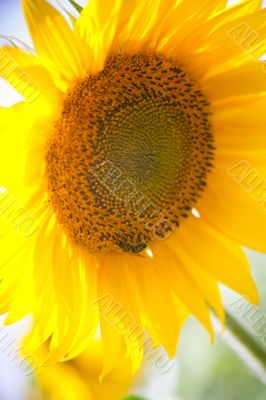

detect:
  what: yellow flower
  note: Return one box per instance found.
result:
[0,0,265,374]
[31,340,134,400]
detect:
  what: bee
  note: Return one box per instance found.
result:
[117,238,147,255]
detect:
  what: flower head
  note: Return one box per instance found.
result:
[31,340,134,400]
[0,0,265,374]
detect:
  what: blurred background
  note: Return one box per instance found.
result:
[0,0,266,399]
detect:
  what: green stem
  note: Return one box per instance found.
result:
[212,311,266,384]
[124,397,146,400]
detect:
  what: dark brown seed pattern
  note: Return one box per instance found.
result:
[45,53,214,254]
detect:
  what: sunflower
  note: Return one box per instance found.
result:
[30,340,134,400]
[0,0,265,375]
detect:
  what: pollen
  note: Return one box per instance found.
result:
[45,53,214,254]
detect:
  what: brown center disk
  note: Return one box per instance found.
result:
[45,53,214,254]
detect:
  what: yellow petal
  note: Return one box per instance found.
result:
[213,95,266,152]
[36,340,133,400]
[0,101,54,208]
[76,0,136,73]
[0,204,49,324]
[202,62,266,101]
[97,254,144,374]
[186,7,266,77]
[128,254,183,357]
[78,340,133,400]
[151,244,214,341]
[35,238,98,364]
[171,216,259,304]
[199,153,266,254]
[37,362,94,400]
[156,0,232,57]
[166,238,225,324]
[0,45,57,102]
[195,92,266,255]
[234,0,264,14]
[99,317,125,378]
[119,0,175,52]
[22,0,89,89]
[0,230,32,315]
